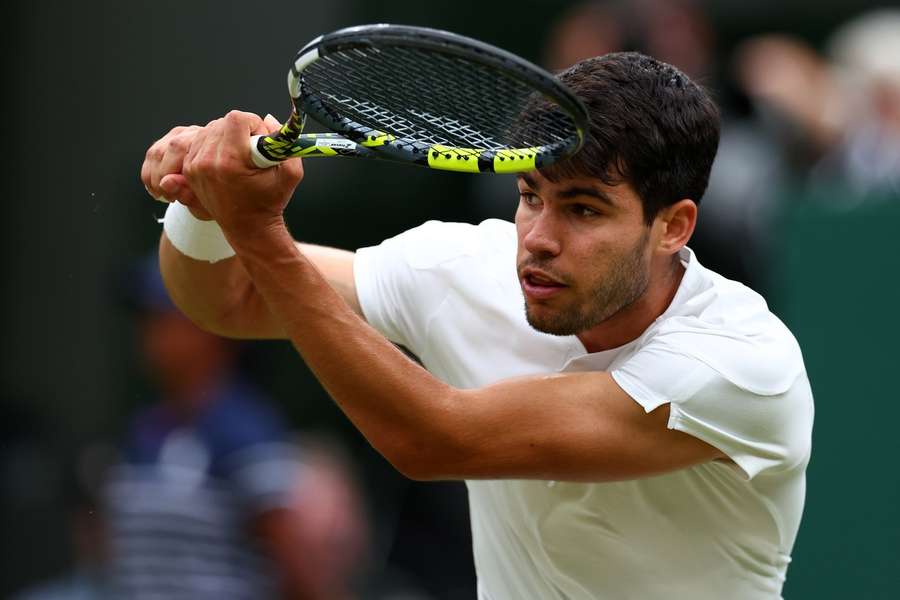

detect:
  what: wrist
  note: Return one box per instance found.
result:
[222,214,296,261]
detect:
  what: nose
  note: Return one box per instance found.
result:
[521,207,562,258]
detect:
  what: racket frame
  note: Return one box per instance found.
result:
[250,24,589,173]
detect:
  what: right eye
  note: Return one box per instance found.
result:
[519,192,540,207]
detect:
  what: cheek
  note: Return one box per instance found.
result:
[569,236,639,285]
[514,213,531,259]
[514,204,530,235]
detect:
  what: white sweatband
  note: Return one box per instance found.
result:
[162,201,235,263]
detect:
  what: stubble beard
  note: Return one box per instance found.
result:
[524,230,651,336]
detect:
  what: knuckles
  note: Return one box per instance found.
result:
[149,116,267,187]
[225,109,248,122]
[225,109,261,130]
[183,155,217,179]
[225,110,245,123]
[145,143,164,162]
[168,135,190,153]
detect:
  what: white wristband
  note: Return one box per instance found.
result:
[162,202,235,263]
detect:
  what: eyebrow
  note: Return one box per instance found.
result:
[518,173,617,208]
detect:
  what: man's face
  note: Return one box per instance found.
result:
[515,171,653,336]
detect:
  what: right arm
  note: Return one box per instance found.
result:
[144,120,362,339]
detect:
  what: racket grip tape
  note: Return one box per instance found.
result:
[249,135,282,169]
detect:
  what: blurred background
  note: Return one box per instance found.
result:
[2,0,898,598]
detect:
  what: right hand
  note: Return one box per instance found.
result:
[180,111,303,240]
[140,114,285,221]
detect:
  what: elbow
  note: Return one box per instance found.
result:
[390,449,447,482]
[397,447,453,481]
[380,396,470,482]
[162,274,255,340]
[158,238,255,339]
[166,287,235,338]
[380,431,448,482]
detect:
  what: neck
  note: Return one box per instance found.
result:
[576,255,685,353]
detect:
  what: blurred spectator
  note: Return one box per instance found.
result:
[735,35,843,160]
[103,254,365,599]
[737,9,900,201]
[280,436,373,600]
[10,443,115,600]
[542,0,715,79]
[815,9,900,198]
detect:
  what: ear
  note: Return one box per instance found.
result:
[654,199,697,255]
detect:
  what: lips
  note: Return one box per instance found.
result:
[520,267,567,300]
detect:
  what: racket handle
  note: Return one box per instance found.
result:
[249,135,282,169]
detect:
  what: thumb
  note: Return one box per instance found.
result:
[160,174,198,206]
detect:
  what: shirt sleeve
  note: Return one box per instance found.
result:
[353,220,479,354]
[611,339,814,480]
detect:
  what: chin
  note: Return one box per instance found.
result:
[524,305,581,337]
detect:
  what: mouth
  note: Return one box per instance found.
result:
[520,267,568,300]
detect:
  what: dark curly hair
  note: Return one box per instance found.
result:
[539,52,720,224]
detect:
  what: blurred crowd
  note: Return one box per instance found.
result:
[3,1,898,599]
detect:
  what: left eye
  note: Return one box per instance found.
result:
[574,205,599,217]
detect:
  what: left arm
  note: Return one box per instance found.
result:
[180,111,724,482]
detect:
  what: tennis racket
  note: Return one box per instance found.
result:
[249,24,589,174]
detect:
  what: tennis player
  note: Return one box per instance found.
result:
[142,53,813,599]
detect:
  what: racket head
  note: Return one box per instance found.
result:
[257,24,589,174]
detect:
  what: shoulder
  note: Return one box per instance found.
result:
[364,219,515,271]
[649,250,806,396]
[614,318,813,479]
[353,219,518,341]
[612,253,814,477]
[353,219,516,316]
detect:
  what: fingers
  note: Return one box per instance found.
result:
[221,110,264,168]
[153,130,193,193]
[164,109,300,231]
[263,113,282,134]
[183,118,223,189]
[278,156,305,189]
[159,174,195,204]
[141,125,201,202]
[250,113,283,136]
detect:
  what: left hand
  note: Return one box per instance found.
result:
[181,110,304,239]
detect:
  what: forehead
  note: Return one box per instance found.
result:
[517,170,641,211]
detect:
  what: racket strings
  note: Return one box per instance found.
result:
[301,44,578,153]
[310,52,507,147]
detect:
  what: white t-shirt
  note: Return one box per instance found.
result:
[354,219,814,600]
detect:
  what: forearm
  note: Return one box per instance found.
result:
[228,219,459,474]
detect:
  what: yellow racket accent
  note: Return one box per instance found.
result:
[361,132,397,147]
[427,145,482,173]
[493,147,539,173]
[260,135,297,159]
[298,145,338,157]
